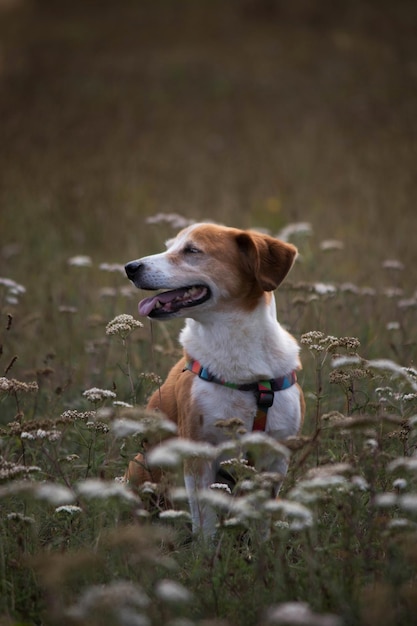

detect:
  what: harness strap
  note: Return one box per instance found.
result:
[183,358,297,432]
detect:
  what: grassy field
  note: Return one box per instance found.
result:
[1,1,417,624]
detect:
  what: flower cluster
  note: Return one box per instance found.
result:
[0,277,26,305]
[0,377,39,394]
[146,212,195,229]
[82,387,117,403]
[106,314,143,337]
[0,456,41,481]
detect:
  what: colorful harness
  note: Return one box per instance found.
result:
[183,358,297,431]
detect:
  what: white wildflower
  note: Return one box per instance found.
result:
[147,439,216,468]
[21,429,61,442]
[7,512,35,524]
[274,520,291,530]
[319,239,344,251]
[351,476,369,491]
[146,212,195,229]
[239,480,256,492]
[58,305,78,314]
[36,483,75,505]
[0,277,26,304]
[374,493,398,508]
[210,482,232,494]
[106,314,143,336]
[99,262,125,273]
[300,331,325,345]
[67,255,92,267]
[112,417,177,439]
[76,479,140,503]
[83,387,117,403]
[364,438,379,452]
[398,494,417,512]
[169,487,189,502]
[387,321,400,331]
[155,579,193,604]
[264,499,314,531]
[265,601,341,626]
[340,282,360,294]
[67,581,149,620]
[0,277,26,293]
[366,359,417,390]
[387,518,417,531]
[113,400,134,408]
[277,222,312,242]
[389,456,417,472]
[382,259,405,271]
[99,287,118,298]
[383,287,403,298]
[289,475,349,504]
[55,505,83,515]
[393,478,407,491]
[398,297,417,309]
[359,287,377,296]
[313,283,337,296]
[159,509,191,521]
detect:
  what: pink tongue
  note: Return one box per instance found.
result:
[138,288,187,316]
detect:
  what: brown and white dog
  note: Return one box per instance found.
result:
[124,223,304,535]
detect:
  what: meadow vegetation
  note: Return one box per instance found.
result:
[1,1,416,625]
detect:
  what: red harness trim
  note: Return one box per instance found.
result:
[183,359,297,432]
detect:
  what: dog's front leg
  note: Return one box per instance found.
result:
[184,458,217,537]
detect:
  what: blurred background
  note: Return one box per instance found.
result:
[0,0,416,384]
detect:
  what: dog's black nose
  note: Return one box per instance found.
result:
[125,260,142,281]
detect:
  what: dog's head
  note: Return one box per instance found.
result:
[125,223,297,320]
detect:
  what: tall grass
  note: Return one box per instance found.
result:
[1,1,416,624]
[1,216,417,626]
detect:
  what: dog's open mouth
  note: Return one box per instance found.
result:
[138,285,211,318]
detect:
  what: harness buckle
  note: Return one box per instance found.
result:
[255,388,275,409]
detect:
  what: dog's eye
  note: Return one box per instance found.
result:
[183,244,201,254]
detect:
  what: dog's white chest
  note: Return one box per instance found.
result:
[190,376,302,444]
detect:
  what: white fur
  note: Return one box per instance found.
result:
[126,223,303,536]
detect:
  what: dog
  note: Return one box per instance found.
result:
[124,223,304,536]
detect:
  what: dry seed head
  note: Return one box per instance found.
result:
[139,371,163,385]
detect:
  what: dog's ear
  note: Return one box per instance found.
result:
[236,231,297,291]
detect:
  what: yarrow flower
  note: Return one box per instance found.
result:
[210,482,232,494]
[106,314,143,337]
[155,579,193,604]
[0,457,41,481]
[67,581,149,620]
[67,255,92,267]
[382,259,405,271]
[0,377,39,394]
[0,277,26,304]
[7,512,36,524]
[319,239,344,251]
[76,479,140,503]
[83,387,117,403]
[99,262,125,273]
[146,212,195,229]
[21,429,61,442]
[265,602,341,626]
[277,222,312,242]
[159,509,191,521]
[313,283,337,296]
[55,505,83,515]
